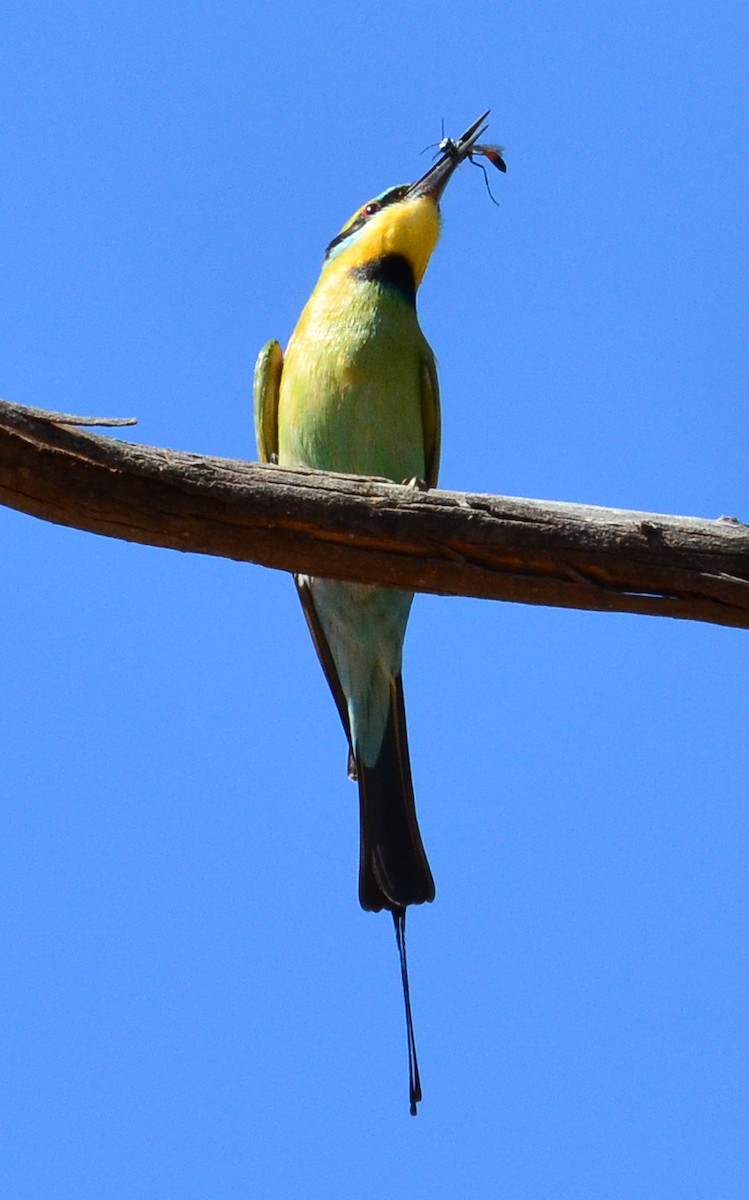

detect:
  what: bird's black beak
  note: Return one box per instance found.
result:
[406,110,491,201]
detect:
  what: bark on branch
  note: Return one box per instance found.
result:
[1,397,748,629]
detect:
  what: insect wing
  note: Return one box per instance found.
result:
[474,143,507,173]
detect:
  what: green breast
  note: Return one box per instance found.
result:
[278,270,432,483]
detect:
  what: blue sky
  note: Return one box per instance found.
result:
[2,2,749,1197]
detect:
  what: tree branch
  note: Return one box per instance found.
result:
[1,397,748,629]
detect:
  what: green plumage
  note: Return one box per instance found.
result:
[280,281,436,482]
[253,109,501,1117]
[254,227,440,913]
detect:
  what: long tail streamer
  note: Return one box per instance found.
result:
[393,909,422,1116]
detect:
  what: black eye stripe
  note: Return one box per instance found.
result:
[324,185,409,260]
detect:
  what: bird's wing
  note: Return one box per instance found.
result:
[253,339,283,463]
[294,575,356,778]
[420,351,441,488]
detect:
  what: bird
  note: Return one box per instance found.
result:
[253,111,499,1114]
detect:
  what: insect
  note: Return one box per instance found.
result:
[436,134,506,205]
[424,121,507,205]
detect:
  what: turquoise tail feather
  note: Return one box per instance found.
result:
[295,576,434,912]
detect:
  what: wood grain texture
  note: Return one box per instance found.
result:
[2,397,748,628]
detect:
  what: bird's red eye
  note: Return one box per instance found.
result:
[364,202,381,217]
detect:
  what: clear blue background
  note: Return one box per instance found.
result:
[2,3,748,1196]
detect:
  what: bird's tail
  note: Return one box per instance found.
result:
[356,675,435,913]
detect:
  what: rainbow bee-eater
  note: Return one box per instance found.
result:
[254,111,499,1114]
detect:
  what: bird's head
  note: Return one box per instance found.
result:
[322,111,492,293]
